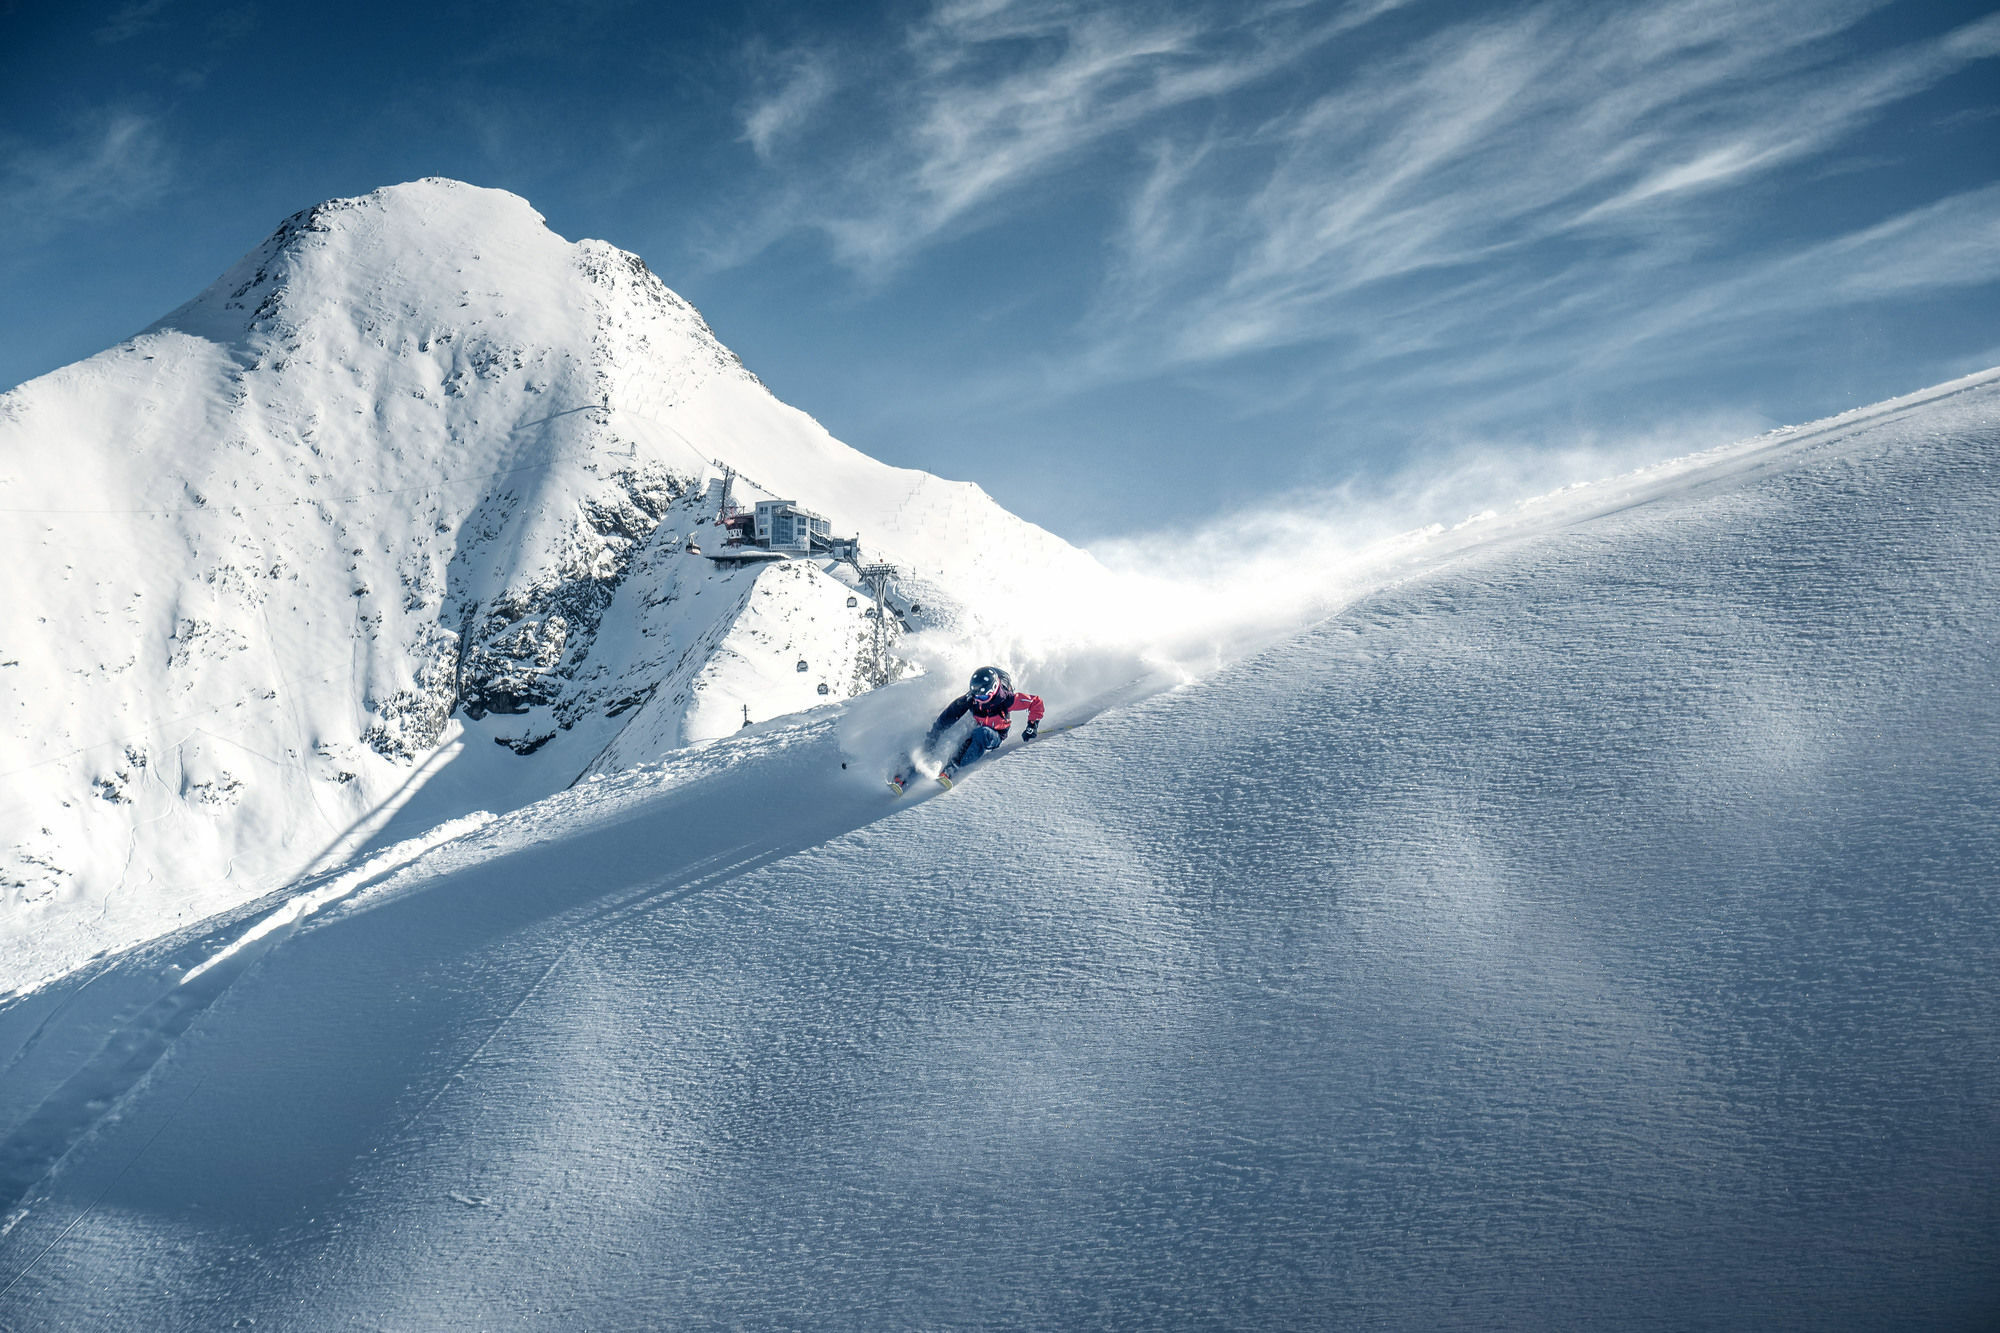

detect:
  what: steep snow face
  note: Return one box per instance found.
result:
[0,372,1993,1328]
[580,553,894,772]
[0,179,1109,991]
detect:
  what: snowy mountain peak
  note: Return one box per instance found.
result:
[1,178,1107,990]
[177,182,734,398]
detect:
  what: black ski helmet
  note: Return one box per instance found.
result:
[969,666,1009,701]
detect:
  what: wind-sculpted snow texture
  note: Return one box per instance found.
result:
[0,179,1108,992]
[1,374,1994,1328]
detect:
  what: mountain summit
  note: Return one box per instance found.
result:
[0,178,1105,987]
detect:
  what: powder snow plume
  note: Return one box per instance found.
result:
[851,425,1731,770]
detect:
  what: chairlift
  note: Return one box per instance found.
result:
[796,659,809,672]
[817,683,830,695]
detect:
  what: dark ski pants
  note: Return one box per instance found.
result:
[950,725,1004,769]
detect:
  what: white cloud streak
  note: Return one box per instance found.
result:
[742,50,838,161]
[1116,0,1995,358]
[95,0,175,45]
[727,0,2000,445]
[751,0,1414,271]
[1062,0,2000,423]
[0,113,175,242]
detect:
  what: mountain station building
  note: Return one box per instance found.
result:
[753,500,831,553]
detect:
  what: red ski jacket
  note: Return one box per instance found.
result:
[930,687,1044,738]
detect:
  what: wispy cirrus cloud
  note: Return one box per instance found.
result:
[1597,183,2000,360]
[1104,1,1999,354]
[741,47,838,161]
[1069,0,2000,417]
[725,0,2000,462]
[1266,178,2000,447]
[95,0,175,44]
[0,113,175,244]
[739,0,1413,271]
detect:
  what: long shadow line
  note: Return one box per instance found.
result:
[0,791,846,1230]
[0,841,438,1224]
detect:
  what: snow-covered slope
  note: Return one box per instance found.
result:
[0,179,1110,991]
[2,372,1994,1327]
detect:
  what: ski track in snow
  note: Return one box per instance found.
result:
[0,370,1995,1326]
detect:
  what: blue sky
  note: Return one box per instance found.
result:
[3,0,1997,537]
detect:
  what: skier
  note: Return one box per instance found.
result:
[892,666,1044,791]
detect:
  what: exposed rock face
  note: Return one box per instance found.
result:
[453,466,692,725]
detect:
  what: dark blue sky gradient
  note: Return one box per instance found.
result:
[3,0,1996,536]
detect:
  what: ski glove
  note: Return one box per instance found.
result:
[1022,720,1039,742]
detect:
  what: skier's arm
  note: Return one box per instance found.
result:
[925,695,970,745]
[1013,692,1045,724]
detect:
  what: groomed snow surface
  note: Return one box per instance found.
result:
[3,371,1997,1327]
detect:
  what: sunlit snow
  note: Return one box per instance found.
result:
[0,180,1111,992]
[2,341,1995,1325]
